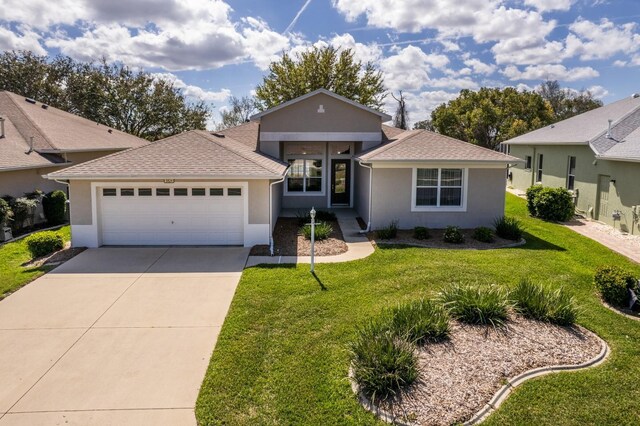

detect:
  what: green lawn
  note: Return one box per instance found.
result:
[196,194,640,425]
[0,226,71,299]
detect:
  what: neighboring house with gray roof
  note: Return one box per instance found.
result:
[47,88,519,249]
[503,93,640,233]
[0,90,148,200]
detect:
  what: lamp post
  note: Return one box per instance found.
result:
[310,207,316,273]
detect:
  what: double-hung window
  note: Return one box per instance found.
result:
[287,159,323,192]
[566,156,576,190]
[536,154,544,183]
[414,168,465,210]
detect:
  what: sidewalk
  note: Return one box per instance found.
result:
[245,210,374,267]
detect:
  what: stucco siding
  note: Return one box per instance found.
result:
[354,162,371,223]
[509,144,640,232]
[271,180,283,232]
[248,179,269,224]
[371,167,507,229]
[0,167,65,197]
[260,93,381,134]
[69,180,92,225]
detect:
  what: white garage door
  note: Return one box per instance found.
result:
[99,185,245,245]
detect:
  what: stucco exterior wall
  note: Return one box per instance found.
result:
[371,167,507,229]
[271,179,283,232]
[508,144,640,232]
[0,167,65,197]
[259,93,382,134]
[354,162,371,223]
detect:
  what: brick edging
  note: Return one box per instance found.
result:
[601,301,640,322]
[349,327,609,426]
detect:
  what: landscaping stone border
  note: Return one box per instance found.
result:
[601,300,640,322]
[349,328,609,426]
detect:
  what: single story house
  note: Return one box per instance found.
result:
[46,89,520,248]
[503,94,640,233]
[0,90,148,198]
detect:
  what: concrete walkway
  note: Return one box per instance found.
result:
[0,247,249,426]
[246,209,374,267]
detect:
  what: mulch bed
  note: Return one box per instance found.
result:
[372,316,603,425]
[250,217,348,257]
[22,242,86,268]
[369,229,521,250]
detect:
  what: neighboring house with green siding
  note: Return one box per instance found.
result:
[503,94,640,234]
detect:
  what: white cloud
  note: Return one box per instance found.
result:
[492,37,565,65]
[328,33,383,64]
[152,73,231,103]
[379,45,449,91]
[428,76,479,90]
[565,19,640,60]
[0,25,46,54]
[385,90,459,126]
[463,58,496,75]
[0,0,86,29]
[613,60,627,67]
[586,85,608,99]
[524,0,575,12]
[502,64,599,81]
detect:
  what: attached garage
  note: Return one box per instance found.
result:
[98,185,245,245]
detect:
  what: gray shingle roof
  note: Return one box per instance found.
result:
[0,91,148,153]
[503,94,640,162]
[46,130,288,179]
[357,129,521,163]
[0,117,67,170]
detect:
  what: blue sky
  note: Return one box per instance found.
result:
[1,0,639,127]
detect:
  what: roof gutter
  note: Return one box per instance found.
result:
[595,155,640,163]
[44,173,286,181]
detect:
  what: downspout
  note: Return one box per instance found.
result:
[269,168,289,256]
[358,160,373,233]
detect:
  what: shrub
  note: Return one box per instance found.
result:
[526,185,543,216]
[24,231,64,258]
[443,226,464,244]
[296,210,336,226]
[472,226,494,243]
[42,190,67,225]
[350,322,418,402]
[439,283,511,327]
[0,198,12,227]
[494,216,523,241]
[385,299,449,345]
[301,221,333,241]
[10,197,38,232]
[595,265,637,307]
[375,220,399,240]
[413,226,430,240]
[511,279,578,325]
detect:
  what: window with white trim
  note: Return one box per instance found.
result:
[287,159,323,192]
[414,168,464,208]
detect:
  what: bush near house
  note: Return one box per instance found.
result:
[10,197,39,232]
[42,190,67,225]
[375,220,399,240]
[0,198,12,227]
[494,216,524,241]
[301,222,333,241]
[443,226,464,243]
[296,210,337,226]
[473,226,494,243]
[413,226,430,240]
[24,230,64,258]
[594,265,637,308]
[526,186,574,222]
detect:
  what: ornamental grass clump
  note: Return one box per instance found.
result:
[386,299,449,345]
[494,216,523,241]
[301,222,333,241]
[511,279,578,325]
[472,226,494,243]
[375,220,399,240]
[439,283,511,327]
[350,320,418,402]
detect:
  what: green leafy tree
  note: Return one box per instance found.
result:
[255,46,386,110]
[0,51,210,141]
[413,119,435,131]
[215,96,256,130]
[538,80,603,121]
[431,87,554,150]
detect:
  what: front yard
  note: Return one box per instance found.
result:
[200,193,639,424]
[0,226,71,299]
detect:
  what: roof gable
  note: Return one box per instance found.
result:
[250,89,391,121]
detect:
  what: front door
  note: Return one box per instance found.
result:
[596,175,610,221]
[331,159,351,206]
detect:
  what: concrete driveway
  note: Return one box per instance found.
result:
[0,247,249,426]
